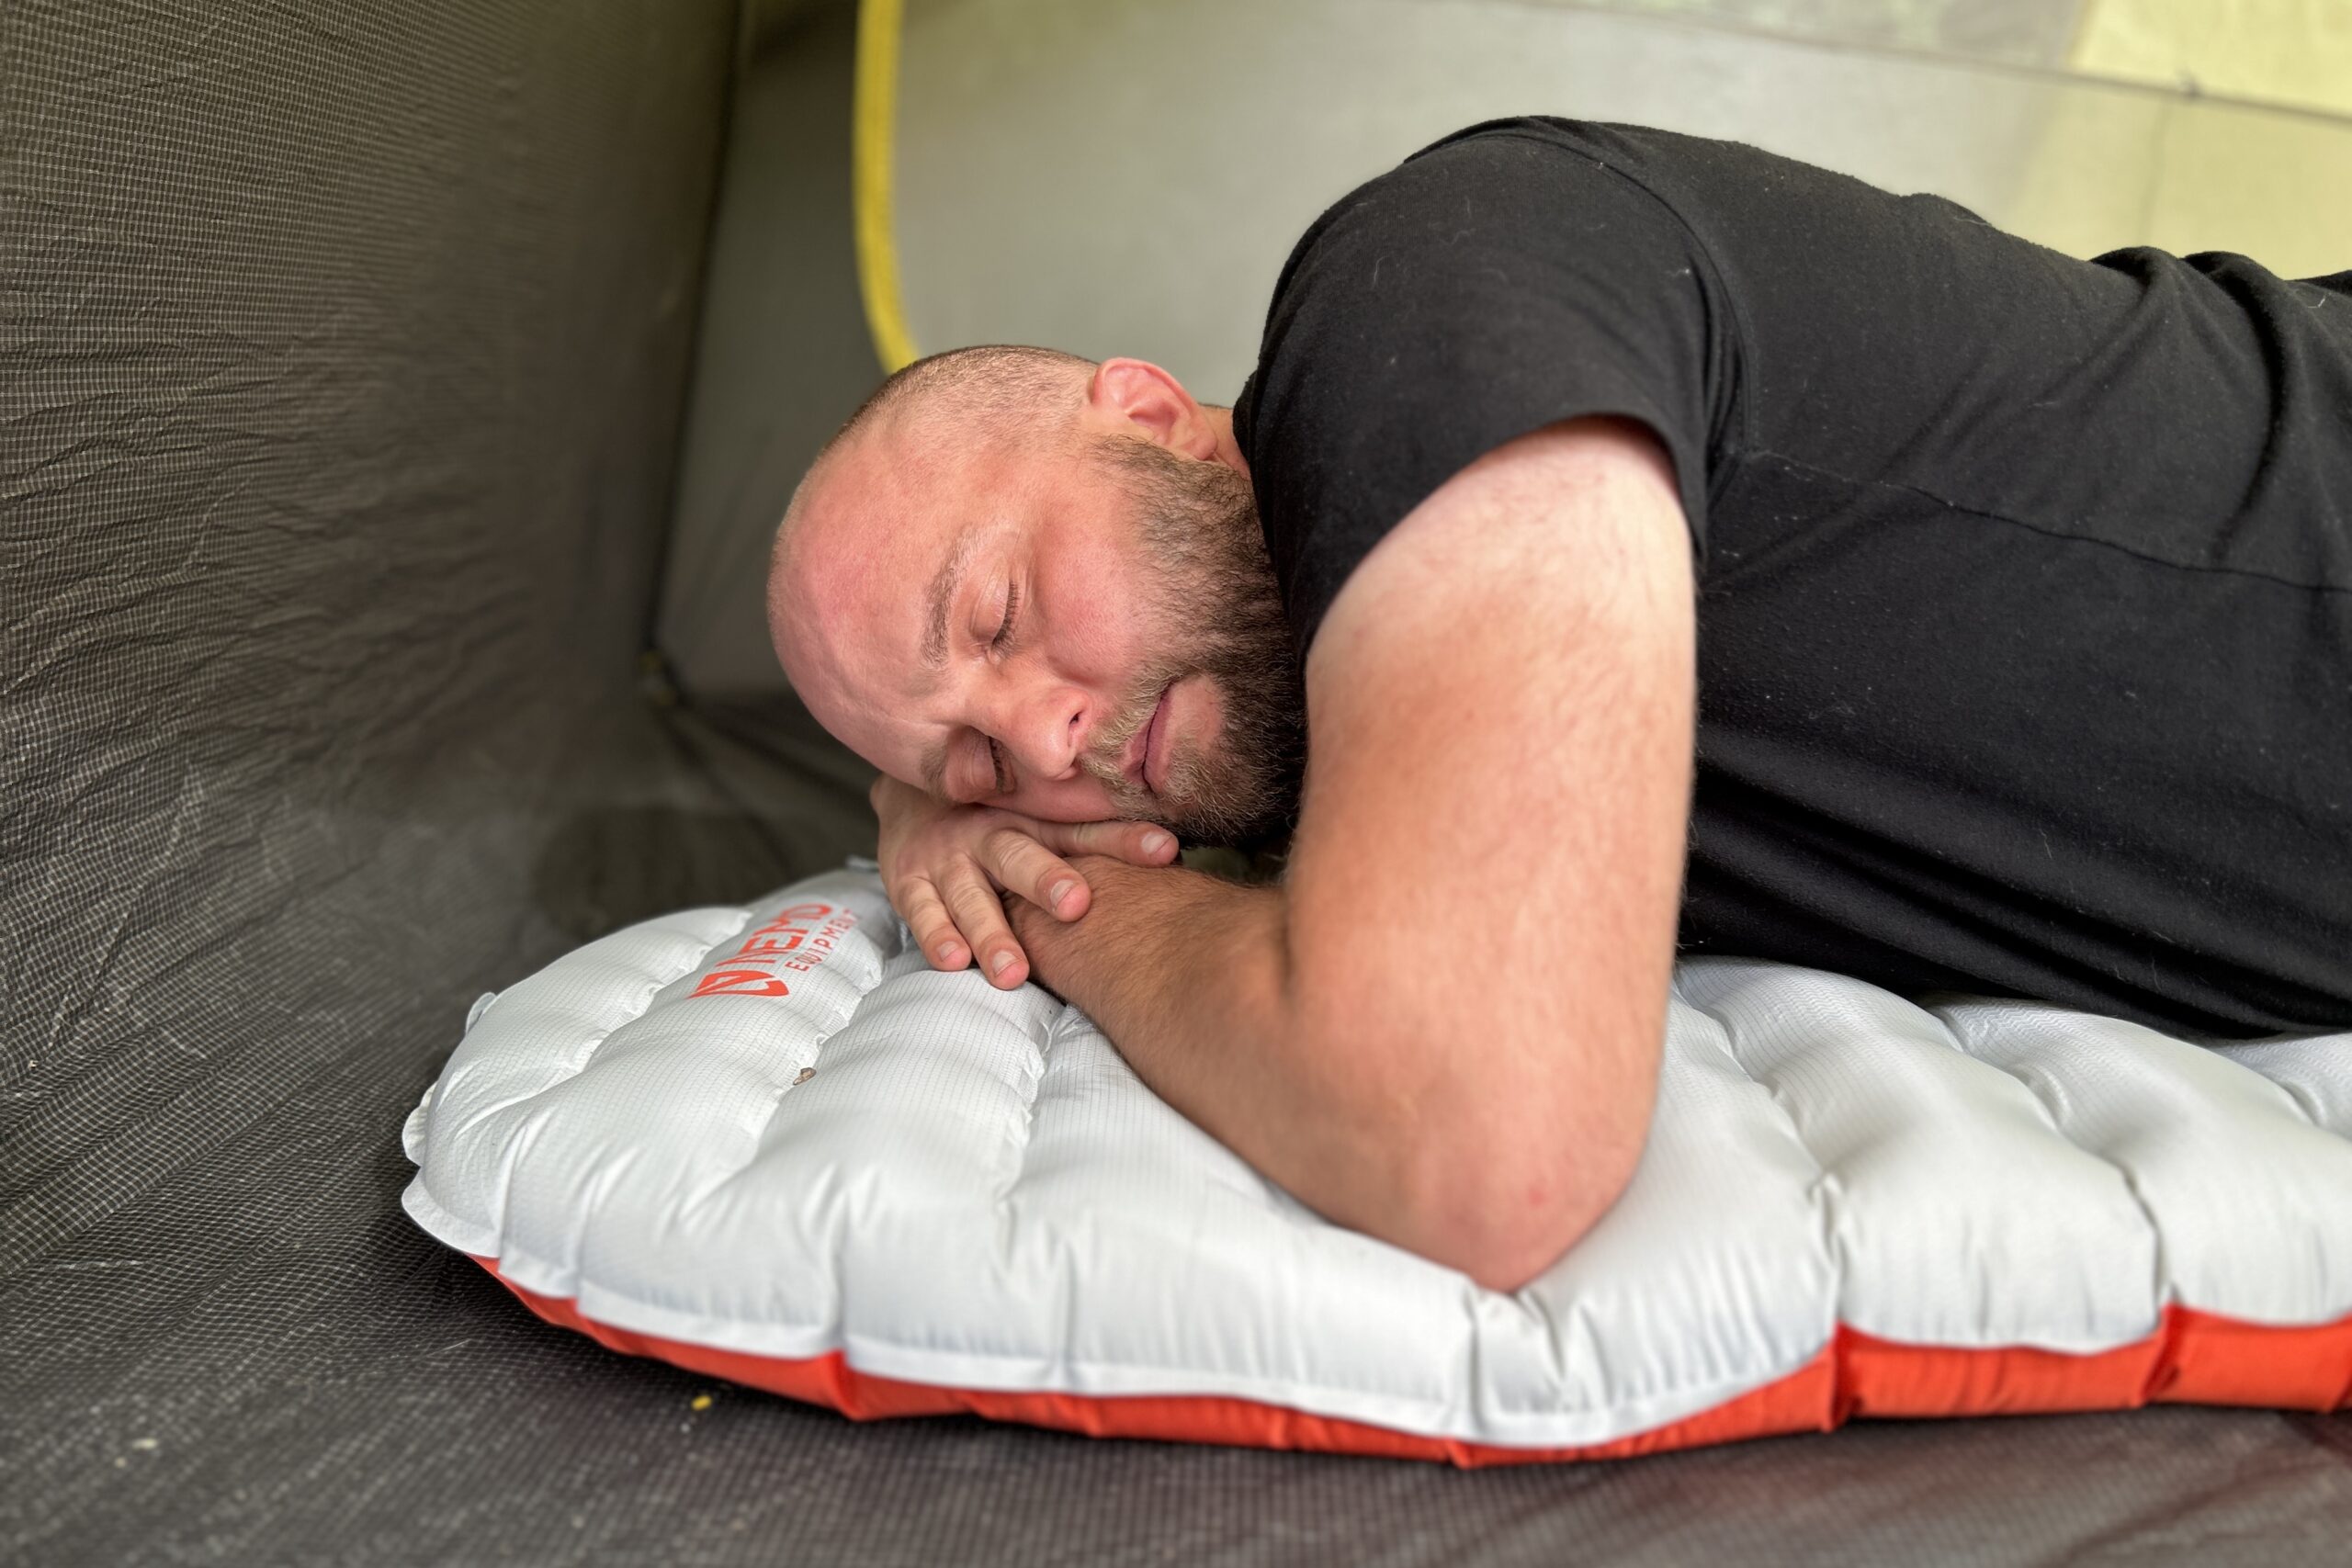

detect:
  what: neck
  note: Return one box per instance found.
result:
[1204,405,1251,481]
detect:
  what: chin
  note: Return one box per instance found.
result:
[1170,804,1297,854]
[1157,761,1302,851]
[1150,710,1304,849]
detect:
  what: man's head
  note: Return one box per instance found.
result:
[768,345,1306,846]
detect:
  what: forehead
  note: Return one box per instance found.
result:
[778,425,1023,754]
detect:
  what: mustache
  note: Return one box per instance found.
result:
[1080,673,1181,794]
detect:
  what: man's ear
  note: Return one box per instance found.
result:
[1088,358,1220,459]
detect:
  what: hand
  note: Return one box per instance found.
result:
[869,773,1180,988]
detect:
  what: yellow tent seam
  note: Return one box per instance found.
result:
[853,0,920,374]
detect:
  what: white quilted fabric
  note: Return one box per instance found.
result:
[401,862,2352,1450]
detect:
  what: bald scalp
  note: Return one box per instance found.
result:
[774,344,1096,577]
[834,344,1096,456]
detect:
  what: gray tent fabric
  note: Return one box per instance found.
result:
[3,2,2349,1563]
[660,0,883,700]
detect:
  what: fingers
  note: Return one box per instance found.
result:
[937,862,1029,987]
[1035,818,1181,869]
[892,877,971,973]
[878,811,1183,992]
[977,826,1090,922]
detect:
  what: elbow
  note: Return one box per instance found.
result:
[1401,1110,1653,1295]
[1462,1167,1639,1296]
[1464,1190,1621,1295]
[1289,976,1666,1296]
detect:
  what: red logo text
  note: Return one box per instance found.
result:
[690,901,860,998]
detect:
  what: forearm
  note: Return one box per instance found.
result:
[1007,855,1448,1265]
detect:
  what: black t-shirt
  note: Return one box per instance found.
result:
[1231,117,2352,1037]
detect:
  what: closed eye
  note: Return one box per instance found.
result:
[982,584,1021,794]
[991,582,1021,651]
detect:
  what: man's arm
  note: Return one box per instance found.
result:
[1010,416,1695,1292]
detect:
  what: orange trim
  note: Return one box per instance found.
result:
[2163,1305,2352,1410]
[473,1257,2352,1464]
[1838,1323,2165,1418]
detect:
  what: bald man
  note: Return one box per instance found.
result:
[768,118,2352,1292]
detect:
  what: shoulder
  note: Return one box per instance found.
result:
[1308,417,1691,685]
[1233,124,1740,655]
[1284,118,1702,265]
[1237,117,1723,452]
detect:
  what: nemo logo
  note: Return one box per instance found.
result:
[693,970,793,998]
[690,901,860,999]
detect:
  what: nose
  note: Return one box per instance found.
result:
[979,680,1089,784]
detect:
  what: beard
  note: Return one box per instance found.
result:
[1079,433,1307,849]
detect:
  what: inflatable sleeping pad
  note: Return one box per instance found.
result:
[400,863,2352,1463]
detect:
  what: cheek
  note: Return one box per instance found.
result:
[1043,531,1159,677]
[802,691,897,781]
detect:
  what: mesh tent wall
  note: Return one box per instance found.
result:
[4,2,2349,1564]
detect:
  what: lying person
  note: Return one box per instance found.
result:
[765,117,2352,1292]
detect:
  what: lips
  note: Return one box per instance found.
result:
[1120,683,1172,792]
[1140,687,1170,794]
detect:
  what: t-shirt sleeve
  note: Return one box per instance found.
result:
[1236,122,1730,658]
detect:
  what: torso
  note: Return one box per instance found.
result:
[1234,118,2352,1033]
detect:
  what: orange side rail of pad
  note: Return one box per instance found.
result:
[2162,1305,2352,1410]
[474,1257,2352,1466]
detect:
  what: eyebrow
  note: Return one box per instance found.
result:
[920,525,984,673]
[914,524,985,798]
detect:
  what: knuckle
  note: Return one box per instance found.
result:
[978,824,1031,860]
[947,877,1001,922]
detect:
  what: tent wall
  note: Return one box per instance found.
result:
[3,3,839,1558]
[3,0,707,1254]
[658,0,888,701]
[893,0,2352,412]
